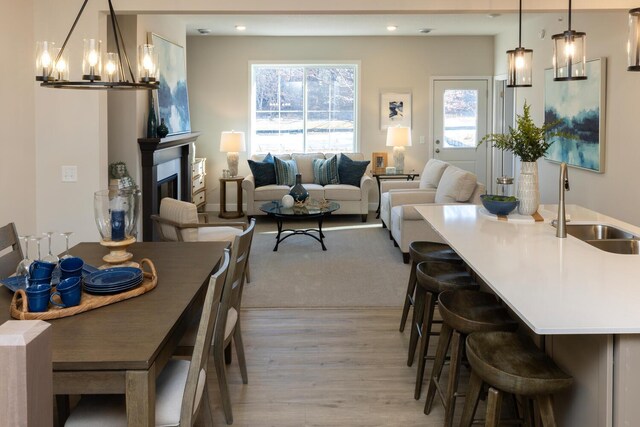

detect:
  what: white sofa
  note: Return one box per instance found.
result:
[380,159,485,262]
[242,153,374,221]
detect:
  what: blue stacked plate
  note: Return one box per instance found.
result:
[83,267,143,294]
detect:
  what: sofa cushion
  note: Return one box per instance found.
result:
[338,154,370,187]
[420,159,449,189]
[252,153,291,161]
[324,184,361,201]
[302,183,325,200]
[274,156,298,186]
[292,153,325,183]
[435,166,478,203]
[312,155,339,185]
[254,184,291,201]
[247,153,276,188]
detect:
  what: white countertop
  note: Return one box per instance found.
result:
[416,204,640,335]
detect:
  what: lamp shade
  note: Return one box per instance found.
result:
[220,131,246,152]
[386,126,412,147]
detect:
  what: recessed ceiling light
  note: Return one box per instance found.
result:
[419,28,432,34]
[387,25,398,31]
[235,25,247,31]
[487,13,501,18]
[197,28,211,35]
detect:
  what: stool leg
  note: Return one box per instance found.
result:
[399,260,418,332]
[537,395,558,427]
[407,284,425,366]
[522,397,535,427]
[443,330,465,427]
[459,371,483,427]
[485,387,503,427]
[424,323,452,414]
[414,291,436,399]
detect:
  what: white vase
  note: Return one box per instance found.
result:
[517,161,539,215]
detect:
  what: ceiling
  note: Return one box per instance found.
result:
[182,13,553,37]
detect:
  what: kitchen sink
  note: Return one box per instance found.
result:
[585,239,640,255]
[554,223,638,241]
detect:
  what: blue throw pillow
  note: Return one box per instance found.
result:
[312,156,339,185]
[274,156,298,186]
[247,153,276,188]
[338,154,370,187]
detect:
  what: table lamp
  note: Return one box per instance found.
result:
[220,131,246,177]
[386,126,412,174]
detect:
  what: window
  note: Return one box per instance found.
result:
[251,64,358,154]
[442,89,479,148]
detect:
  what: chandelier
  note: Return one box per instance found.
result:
[35,0,159,90]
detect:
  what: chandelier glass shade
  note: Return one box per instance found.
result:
[506,0,533,87]
[627,8,640,71]
[35,0,159,90]
[552,0,587,81]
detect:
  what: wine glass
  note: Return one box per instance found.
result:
[60,231,74,260]
[32,236,44,261]
[42,231,59,264]
[15,235,33,279]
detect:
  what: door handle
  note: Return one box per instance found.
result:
[435,148,440,154]
[435,139,441,145]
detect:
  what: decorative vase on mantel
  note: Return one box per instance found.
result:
[146,92,157,138]
[289,174,309,203]
[517,161,539,215]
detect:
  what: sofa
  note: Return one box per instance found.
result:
[242,153,374,221]
[379,159,485,262]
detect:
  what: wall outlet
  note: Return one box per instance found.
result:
[419,136,425,144]
[61,165,77,182]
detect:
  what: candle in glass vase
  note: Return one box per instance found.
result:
[110,195,126,241]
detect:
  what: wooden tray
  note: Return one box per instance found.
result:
[10,258,157,320]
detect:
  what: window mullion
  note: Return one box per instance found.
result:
[303,66,308,153]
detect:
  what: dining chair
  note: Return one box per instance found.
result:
[64,249,231,427]
[0,222,23,279]
[151,197,252,282]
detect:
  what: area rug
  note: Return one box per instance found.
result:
[242,215,410,308]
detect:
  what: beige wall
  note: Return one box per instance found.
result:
[494,11,640,226]
[187,35,494,209]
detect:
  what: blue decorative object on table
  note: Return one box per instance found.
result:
[26,283,52,312]
[50,276,82,308]
[60,256,84,279]
[1,262,98,293]
[480,194,520,216]
[289,173,309,203]
[83,266,143,294]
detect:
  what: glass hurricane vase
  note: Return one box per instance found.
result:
[94,188,141,267]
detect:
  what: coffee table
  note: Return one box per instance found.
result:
[260,201,340,251]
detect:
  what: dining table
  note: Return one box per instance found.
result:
[0,241,228,426]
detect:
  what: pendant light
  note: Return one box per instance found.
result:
[506,0,533,87]
[552,0,587,81]
[627,8,640,71]
[35,0,159,90]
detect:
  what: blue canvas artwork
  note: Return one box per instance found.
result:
[151,34,191,135]
[544,58,606,173]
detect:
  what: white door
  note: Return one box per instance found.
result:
[432,78,490,186]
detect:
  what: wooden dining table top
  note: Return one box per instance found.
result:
[0,241,228,372]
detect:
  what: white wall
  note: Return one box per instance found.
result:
[494,11,640,226]
[187,35,494,209]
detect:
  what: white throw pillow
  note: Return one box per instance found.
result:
[434,166,478,203]
[419,159,449,189]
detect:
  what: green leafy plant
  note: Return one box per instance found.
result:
[479,102,568,162]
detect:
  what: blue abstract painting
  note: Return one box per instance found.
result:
[151,34,191,135]
[544,58,606,173]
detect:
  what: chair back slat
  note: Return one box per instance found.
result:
[180,249,230,425]
[0,223,23,279]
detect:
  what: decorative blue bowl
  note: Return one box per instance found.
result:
[480,195,519,216]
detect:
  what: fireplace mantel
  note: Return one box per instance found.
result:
[138,132,201,241]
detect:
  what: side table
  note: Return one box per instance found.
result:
[373,173,420,219]
[219,176,245,219]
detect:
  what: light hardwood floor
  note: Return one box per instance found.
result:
[204,308,461,427]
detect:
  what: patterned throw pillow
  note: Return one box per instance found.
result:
[338,154,370,187]
[274,156,298,186]
[247,153,276,188]
[312,156,339,185]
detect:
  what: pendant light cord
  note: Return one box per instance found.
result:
[568,0,572,32]
[518,0,522,48]
[54,0,89,64]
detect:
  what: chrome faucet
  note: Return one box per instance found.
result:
[556,162,570,238]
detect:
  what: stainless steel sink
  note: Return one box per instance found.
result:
[556,224,638,241]
[585,239,640,255]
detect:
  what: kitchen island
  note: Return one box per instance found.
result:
[416,204,640,427]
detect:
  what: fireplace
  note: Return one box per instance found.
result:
[138,132,201,241]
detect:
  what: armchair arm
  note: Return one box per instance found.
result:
[380,180,421,193]
[388,189,437,208]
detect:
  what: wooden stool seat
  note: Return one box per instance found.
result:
[399,241,464,333]
[424,290,517,427]
[460,331,573,427]
[416,263,477,295]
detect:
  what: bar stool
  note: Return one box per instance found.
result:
[412,261,478,400]
[399,241,464,333]
[424,290,518,427]
[460,331,573,427]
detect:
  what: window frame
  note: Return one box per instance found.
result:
[248,61,361,155]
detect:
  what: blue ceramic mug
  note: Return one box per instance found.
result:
[29,260,57,279]
[50,277,82,308]
[26,283,52,312]
[60,257,84,280]
[28,276,52,287]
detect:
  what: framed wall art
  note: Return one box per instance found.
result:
[380,91,412,130]
[150,33,191,136]
[544,57,606,173]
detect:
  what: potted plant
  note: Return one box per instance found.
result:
[479,101,566,215]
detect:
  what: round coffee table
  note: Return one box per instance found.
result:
[260,201,340,251]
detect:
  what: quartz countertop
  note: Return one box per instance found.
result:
[415,204,640,335]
